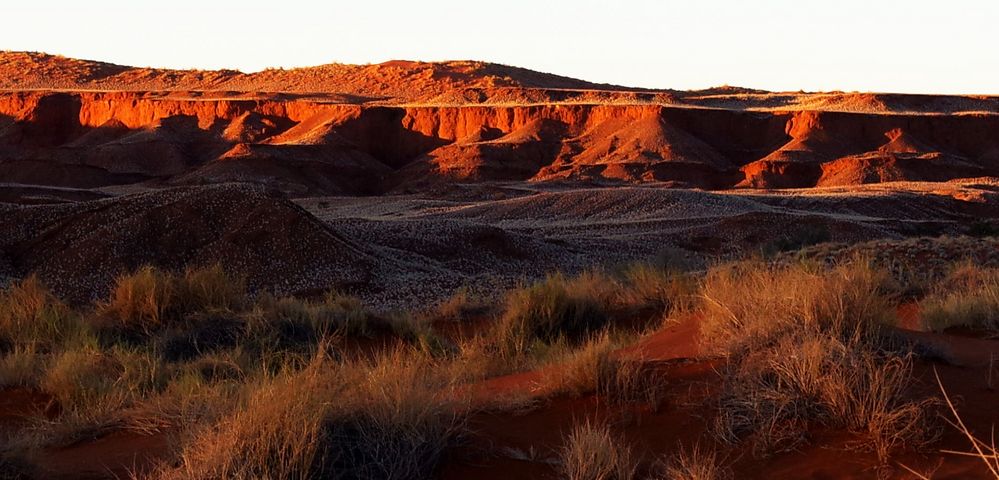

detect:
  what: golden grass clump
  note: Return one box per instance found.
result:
[921,264,999,332]
[700,259,895,356]
[493,272,614,356]
[596,354,667,409]
[0,275,77,347]
[702,259,935,460]
[41,347,119,409]
[101,266,177,331]
[165,354,337,480]
[559,419,638,480]
[657,444,731,480]
[0,346,45,388]
[539,331,619,397]
[715,334,935,460]
[162,347,466,480]
[538,330,665,407]
[431,286,489,323]
[99,265,246,334]
[618,263,695,315]
[249,291,371,343]
[175,264,248,315]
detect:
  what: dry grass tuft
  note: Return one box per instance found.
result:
[596,355,667,409]
[175,265,247,315]
[922,264,999,333]
[539,332,618,397]
[657,444,731,480]
[165,354,335,479]
[493,265,692,358]
[715,335,935,460]
[161,347,465,480]
[41,347,119,410]
[0,346,45,388]
[703,259,935,460]
[540,329,666,407]
[700,259,895,356]
[494,273,610,356]
[431,287,489,323]
[100,266,177,332]
[618,263,695,315]
[559,419,638,480]
[248,291,372,347]
[98,265,246,335]
[0,275,77,347]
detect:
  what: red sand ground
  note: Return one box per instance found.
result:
[443,314,999,480]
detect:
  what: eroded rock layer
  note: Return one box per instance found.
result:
[1,91,997,194]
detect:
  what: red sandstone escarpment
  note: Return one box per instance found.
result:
[1,90,997,194]
[739,110,999,188]
[0,51,634,103]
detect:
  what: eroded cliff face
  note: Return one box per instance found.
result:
[0,91,997,194]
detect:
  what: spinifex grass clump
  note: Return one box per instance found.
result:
[921,263,999,333]
[0,264,409,468]
[98,265,247,336]
[162,348,466,480]
[0,275,79,349]
[701,259,937,460]
[493,266,692,358]
[559,419,638,480]
[494,272,611,356]
[700,259,896,355]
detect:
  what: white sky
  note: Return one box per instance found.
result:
[2,0,998,94]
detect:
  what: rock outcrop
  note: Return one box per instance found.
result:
[1,91,997,193]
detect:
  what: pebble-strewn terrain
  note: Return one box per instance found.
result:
[0,180,994,309]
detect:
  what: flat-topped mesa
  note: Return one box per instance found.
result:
[6,51,999,112]
[0,51,637,103]
[0,90,998,195]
